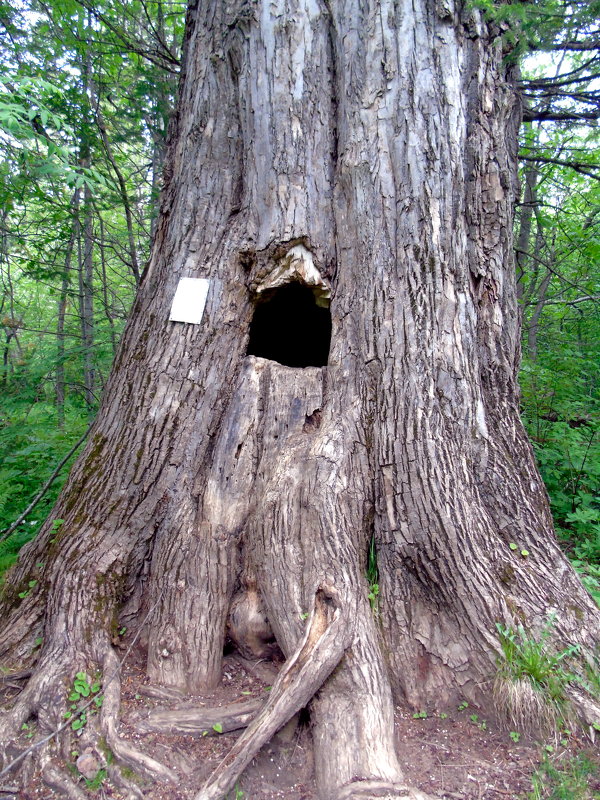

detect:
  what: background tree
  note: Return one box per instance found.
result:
[0,0,183,565]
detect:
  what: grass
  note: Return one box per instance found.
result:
[493,616,580,735]
[526,753,599,800]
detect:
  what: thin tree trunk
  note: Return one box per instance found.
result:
[93,100,141,285]
[98,214,117,356]
[526,265,553,362]
[78,181,95,413]
[56,190,80,429]
[515,162,539,300]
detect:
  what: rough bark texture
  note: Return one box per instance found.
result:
[1,0,598,798]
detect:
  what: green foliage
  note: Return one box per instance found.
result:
[366,535,380,615]
[0,0,185,568]
[517,101,600,611]
[84,768,107,791]
[526,753,598,800]
[494,616,583,733]
[496,618,578,702]
[64,672,103,733]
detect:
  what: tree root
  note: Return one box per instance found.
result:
[135,698,262,736]
[195,583,353,800]
[106,763,145,800]
[137,684,186,701]
[41,763,88,800]
[101,649,178,783]
[568,686,600,738]
[335,780,437,800]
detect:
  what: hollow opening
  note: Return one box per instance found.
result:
[247,282,331,368]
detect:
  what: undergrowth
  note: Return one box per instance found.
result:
[520,354,600,611]
[493,616,581,735]
[525,753,599,800]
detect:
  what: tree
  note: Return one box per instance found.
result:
[1,1,599,798]
[0,0,183,553]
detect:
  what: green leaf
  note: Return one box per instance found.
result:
[212,723,223,733]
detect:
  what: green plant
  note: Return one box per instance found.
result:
[412,710,427,719]
[84,768,107,791]
[493,616,579,733]
[439,712,448,719]
[18,579,37,599]
[63,672,103,733]
[469,713,487,731]
[458,701,469,711]
[527,753,598,800]
[21,721,34,739]
[510,730,521,743]
[366,535,379,615]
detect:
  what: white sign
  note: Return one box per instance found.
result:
[169,277,210,324]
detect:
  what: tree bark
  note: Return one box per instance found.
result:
[56,190,80,429]
[77,181,96,413]
[0,1,598,798]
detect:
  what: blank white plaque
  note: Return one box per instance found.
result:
[169,277,210,324]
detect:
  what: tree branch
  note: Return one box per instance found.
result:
[519,154,600,180]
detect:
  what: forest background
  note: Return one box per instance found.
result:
[0,0,598,613]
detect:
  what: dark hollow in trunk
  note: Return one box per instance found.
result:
[246,282,332,368]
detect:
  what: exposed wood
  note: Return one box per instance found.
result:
[134,698,262,736]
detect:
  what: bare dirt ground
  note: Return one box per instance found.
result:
[5,645,600,800]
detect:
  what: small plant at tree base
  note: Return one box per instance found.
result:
[412,710,427,719]
[63,672,103,733]
[457,701,469,711]
[21,721,34,739]
[493,615,579,735]
[509,730,521,743]
[84,768,107,791]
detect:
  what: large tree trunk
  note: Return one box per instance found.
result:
[1,1,598,798]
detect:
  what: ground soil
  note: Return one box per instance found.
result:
[4,644,600,800]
